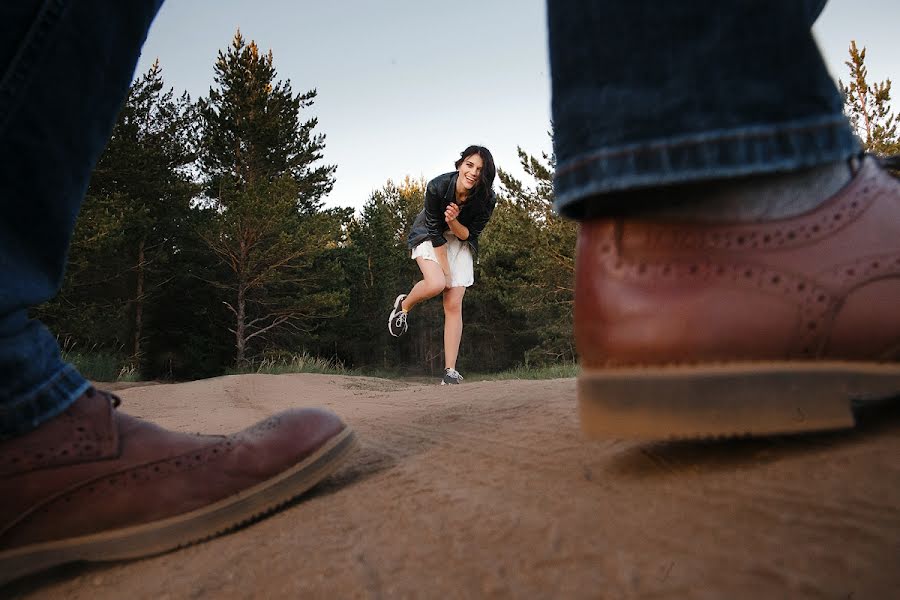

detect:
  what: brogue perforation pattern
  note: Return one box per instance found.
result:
[583,158,900,365]
[601,244,838,357]
[245,414,282,435]
[635,170,878,252]
[0,412,113,478]
[16,437,238,524]
[817,252,900,291]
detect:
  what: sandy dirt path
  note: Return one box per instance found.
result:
[6,373,900,599]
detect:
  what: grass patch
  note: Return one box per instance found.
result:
[230,357,577,382]
[471,362,579,381]
[350,362,579,382]
[60,349,576,383]
[228,351,348,376]
[62,351,139,382]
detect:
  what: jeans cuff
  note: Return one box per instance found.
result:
[0,362,89,440]
[553,114,861,218]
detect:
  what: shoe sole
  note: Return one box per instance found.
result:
[0,426,357,585]
[578,362,900,440]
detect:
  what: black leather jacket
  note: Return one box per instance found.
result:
[407,172,496,255]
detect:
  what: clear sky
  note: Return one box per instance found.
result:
[136,1,899,213]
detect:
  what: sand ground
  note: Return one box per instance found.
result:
[6,373,900,599]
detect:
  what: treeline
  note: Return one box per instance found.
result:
[36,32,575,380]
[39,35,896,381]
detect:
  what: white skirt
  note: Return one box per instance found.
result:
[411,233,474,288]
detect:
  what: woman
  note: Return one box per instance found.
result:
[388,145,497,385]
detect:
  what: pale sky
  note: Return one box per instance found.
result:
[136,1,899,213]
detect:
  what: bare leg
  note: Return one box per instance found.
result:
[442,286,466,369]
[402,257,446,311]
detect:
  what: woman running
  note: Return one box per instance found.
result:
[387,145,497,385]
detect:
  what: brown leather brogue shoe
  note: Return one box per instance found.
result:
[0,388,356,584]
[575,156,900,439]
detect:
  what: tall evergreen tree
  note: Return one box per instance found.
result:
[98,61,198,367]
[199,30,335,213]
[839,40,899,156]
[197,31,339,366]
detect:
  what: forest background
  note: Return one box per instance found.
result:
[38,35,898,381]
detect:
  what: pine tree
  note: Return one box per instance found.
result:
[199,30,335,212]
[101,61,198,369]
[839,40,899,156]
[197,31,339,366]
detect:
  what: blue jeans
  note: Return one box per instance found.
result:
[0,1,162,439]
[549,0,859,217]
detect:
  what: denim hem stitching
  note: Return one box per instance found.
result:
[0,362,88,439]
[553,116,860,215]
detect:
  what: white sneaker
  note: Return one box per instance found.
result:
[387,294,408,337]
[441,368,464,385]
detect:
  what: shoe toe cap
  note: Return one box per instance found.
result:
[239,408,347,464]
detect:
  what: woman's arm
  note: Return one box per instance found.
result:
[424,180,448,248]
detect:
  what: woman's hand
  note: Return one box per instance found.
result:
[445,202,460,223]
[445,202,470,240]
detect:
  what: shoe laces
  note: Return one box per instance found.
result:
[394,311,408,327]
[445,368,463,381]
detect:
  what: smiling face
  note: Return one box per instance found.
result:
[456,153,484,196]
